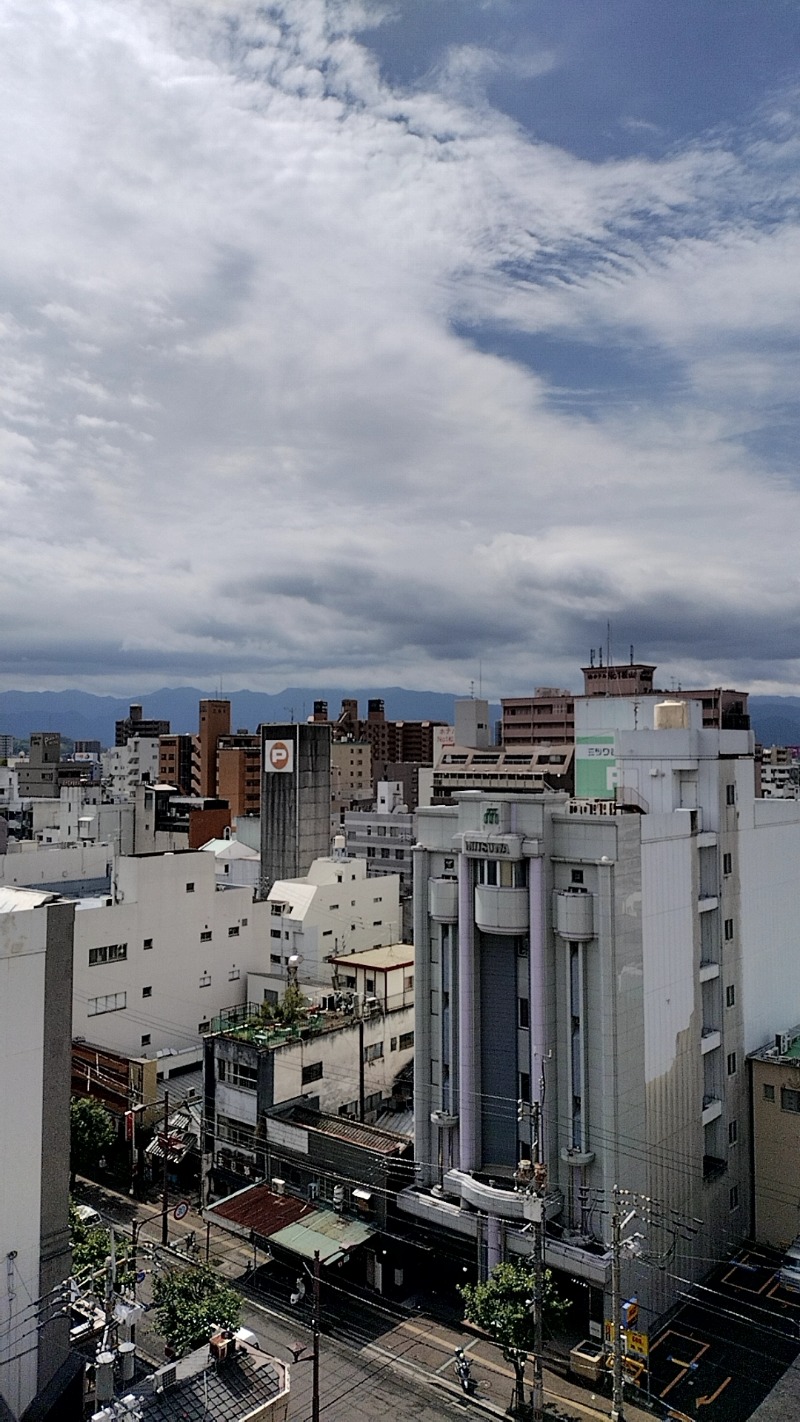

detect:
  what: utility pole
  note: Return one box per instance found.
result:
[610,1186,635,1422]
[530,1102,545,1422]
[358,1017,365,1122]
[161,1090,170,1246]
[312,1249,321,1422]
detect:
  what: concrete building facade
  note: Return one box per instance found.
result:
[406,697,793,1333]
[749,1029,800,1249]
[0,887,81,1421]
[259,723,331,894]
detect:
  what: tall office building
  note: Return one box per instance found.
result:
[404,694,798,1332]
[259,722,332,894]
[197,699,232,798]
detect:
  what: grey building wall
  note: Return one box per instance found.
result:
[260,724,331,894]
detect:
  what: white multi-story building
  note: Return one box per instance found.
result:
[72,849,270,1058]
[0,887,80,1420]
[263,850,401,987]
[405,695,800,1333]
[101,735,160,799]
[200,836,261,889]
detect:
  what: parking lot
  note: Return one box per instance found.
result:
[646,1247,800,1422]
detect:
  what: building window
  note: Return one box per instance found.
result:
[302,1061,324,1084]
[728,1120,738,1145]
[723,852,732,876]
[724,919,734,941]
[763,1083,775,1102]
[373,896,382,904]
[323,930,332,937]
[143,937,153,950]
[200,930,212,943]
[366,978,375,994]
[727,1052,737,1076]
[142,986,152,998]
[519,1071,531,1103]
[571,869,584,884]
[726,785,736,805]
[519,998,530,1030]
[141,1034,151,1047]
[228,967,240,981]
[88,992,127,1016]
[199,972,211,988]
[398,1031,414,1050]
[198,1021,211,1033]
[218,1060,258,1091]
[380,848,390,858]
[88,943,127,966]
[390,1037,397,1051]
[271,904,283,916]
[364,1042,384,1062]
[404,975,414,990]
[726,984,735,1008]
[228,926,240,938]
[271,929,281,939]
[271,953,281,964]
[729,1185,739,1211]
[241,917,248,927]
[781,1087,800,1114]
[367,848,376,858]
[372,920,382,927]
[186,882,195,893]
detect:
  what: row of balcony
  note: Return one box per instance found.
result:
[428,879,596,939]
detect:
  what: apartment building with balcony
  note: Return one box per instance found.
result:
[405,694,797,1334]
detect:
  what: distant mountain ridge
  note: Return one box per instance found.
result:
[0,686,466,746]
[1,687,799,749]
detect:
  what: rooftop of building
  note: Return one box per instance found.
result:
[749,1027,800,1063]
[330,942,414,970]
[127,1339,286,1421]
[199,837,260,860]
[210,994,407,1051]
[437,744,574,767]
[279,1102,412,1155]
[0,884,59,912]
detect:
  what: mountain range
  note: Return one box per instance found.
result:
[2,687,800,749]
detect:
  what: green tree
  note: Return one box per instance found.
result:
[69,1203,133,1288]
[70,1097,116,1185]
[152,1266,241,1356]
[460,1259,568,1415]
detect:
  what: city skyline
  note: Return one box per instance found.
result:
[2,1,799,697]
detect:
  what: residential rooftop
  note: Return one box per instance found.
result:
[330,942,414,970]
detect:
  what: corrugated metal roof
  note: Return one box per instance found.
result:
[269,1210,375,1264]
[0,885,58,913]
[207,1184,313,1237]
[289,1106,410,1155]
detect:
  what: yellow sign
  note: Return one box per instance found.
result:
[604,1323,649,1359]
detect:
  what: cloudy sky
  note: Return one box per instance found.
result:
[2,0,800,698]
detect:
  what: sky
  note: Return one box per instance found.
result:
[2,0,800,698]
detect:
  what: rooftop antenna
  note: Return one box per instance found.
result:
[589,648,595,668]
[630,645,634,667]
[479,660,483,698]
[285,705,295,724]
[607,620,612,668]
[469,680,475,700]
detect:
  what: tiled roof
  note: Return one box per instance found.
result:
[136,1345,286,1421]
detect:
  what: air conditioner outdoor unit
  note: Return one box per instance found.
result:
[308,1182,320,1200]
[271,1177,285,1195]
[776,1032,791,1055]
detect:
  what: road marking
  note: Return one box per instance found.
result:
[655,1334,708,1400]
[697,1377,731,1406]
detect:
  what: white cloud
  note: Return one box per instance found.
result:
[0,0,798,695]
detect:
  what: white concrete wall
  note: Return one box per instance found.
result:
[268,857,400,980]
[739,797,800,1054]
[271,1006,415,1116]
[72,852,271,1056]
[0,906,47,1419]
[0,841,113,886]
